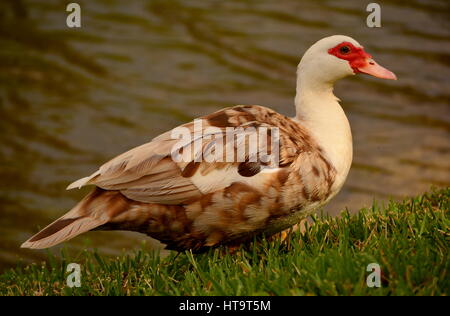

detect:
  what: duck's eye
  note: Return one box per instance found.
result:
[340,45,351,54]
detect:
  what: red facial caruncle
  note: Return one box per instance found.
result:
[328,41,397,80]
[328,42,371,73]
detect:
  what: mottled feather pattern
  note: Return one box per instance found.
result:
[50,105,336,251]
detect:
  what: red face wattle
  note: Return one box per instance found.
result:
[328,41,397,80]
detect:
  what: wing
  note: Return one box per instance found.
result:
[67,105,312,205]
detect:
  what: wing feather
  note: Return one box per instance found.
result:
[67,105,310,205]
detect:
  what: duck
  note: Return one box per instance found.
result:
[21,35,396,251]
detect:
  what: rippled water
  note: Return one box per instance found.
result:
[0,0,449,271]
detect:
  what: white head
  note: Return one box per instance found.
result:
[294,36,396,188]
[297,35,396,92]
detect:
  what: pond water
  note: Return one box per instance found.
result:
[0,0,449,271]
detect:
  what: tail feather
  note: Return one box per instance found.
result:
[21,216,108,249]
[21,188,121,249]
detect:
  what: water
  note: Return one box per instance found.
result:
[0,0,449,272]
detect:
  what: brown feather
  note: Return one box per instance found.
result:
[28,105,337,251]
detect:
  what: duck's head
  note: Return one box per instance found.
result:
[298,35,397,85]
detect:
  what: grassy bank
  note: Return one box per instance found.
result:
[1,188,448,296]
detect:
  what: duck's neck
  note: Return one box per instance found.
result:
[294,70,353,188]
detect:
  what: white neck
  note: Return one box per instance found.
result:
[293,68,353,190]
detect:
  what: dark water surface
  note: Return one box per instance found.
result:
[0,0,449,271]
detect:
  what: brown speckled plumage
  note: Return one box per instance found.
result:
[22,105,336,250]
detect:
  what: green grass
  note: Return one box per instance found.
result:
[1,188,448,296]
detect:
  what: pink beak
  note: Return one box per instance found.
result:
[357,59,397,80]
